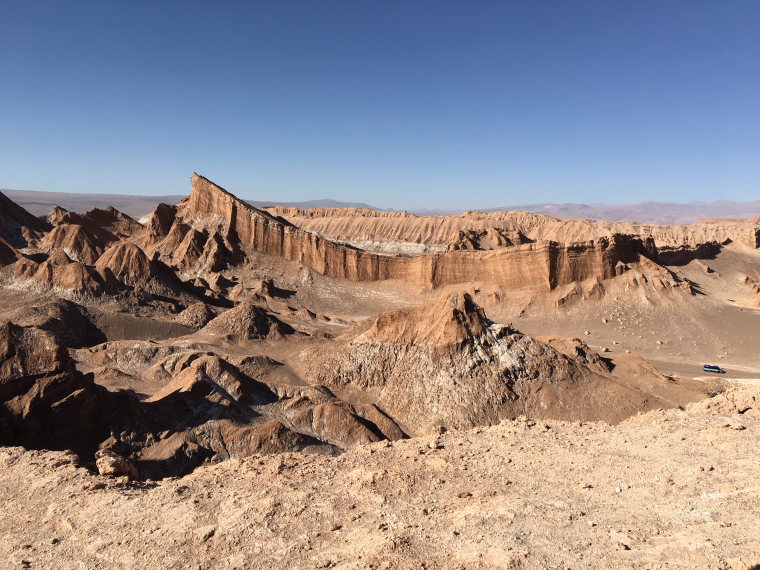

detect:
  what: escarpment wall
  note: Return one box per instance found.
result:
[185,174,657,290]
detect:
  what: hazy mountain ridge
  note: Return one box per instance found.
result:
[2,189,379,219]
[3,188,760,225]
[482,200,760,225]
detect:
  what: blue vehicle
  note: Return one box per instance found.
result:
[703,364,725,374]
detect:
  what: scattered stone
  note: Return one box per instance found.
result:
[95,449,139,480]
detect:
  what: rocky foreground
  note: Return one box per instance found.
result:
[1,386,758,570]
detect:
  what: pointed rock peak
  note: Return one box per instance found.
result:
[97,241,149,264]
[145,203,177,239]
[188,173,280,223]
[360,292,497,349]
[95,242,154,286]
[47,206,72,225]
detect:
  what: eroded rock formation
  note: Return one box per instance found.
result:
[307,292,679,434]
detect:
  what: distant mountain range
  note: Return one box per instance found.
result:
[1,189,378,220]
[480,200,760,225]
[3,188,759,225]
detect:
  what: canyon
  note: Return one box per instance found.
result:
[1,174,759,568]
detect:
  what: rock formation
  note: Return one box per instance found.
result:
[198,302,295,341]
[0,238,21,266]
[147,174,682,298]
[39,223,108,264]
[46,205,142,240]
[273,203,760,255]
[308,292,676,434]
[0,174,746,484]
[0,191,50,248]
[0,322,138,456]
[446,228,532,251]
[744,276,760,307]
[15,249,107,296]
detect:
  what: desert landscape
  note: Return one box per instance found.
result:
[3,2,759,566]
[1,173,759,568]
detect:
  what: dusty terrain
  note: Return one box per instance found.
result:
[1,173,759,568]
[1,387,758,569]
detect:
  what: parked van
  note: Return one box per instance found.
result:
[703,364,725,374]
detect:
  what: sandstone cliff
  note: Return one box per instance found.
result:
[272,203,760,254]
[150,174,678,297]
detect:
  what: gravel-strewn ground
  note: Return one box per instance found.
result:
[1,387,758,570]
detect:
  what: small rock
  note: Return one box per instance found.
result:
[95,449,138,480]
[727,559,755,570]
[194,525,216,542]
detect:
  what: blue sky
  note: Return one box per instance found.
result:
[1,1,758,210]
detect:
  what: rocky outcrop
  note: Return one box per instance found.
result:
[8,299,105,348]
[278,397,382,449]
[47,206,142,240]
[0,238,21,266]
[167,174,670,294]
[744,276,760,307]
[275,202,760,254]
[176,302,216,328]
[95,242,155,287]
[0,191,50,248]
[198,302,294,341]
[655,241,722,266]
[39,223,108,264]
[143,207,243,277]
[535,336,613,375]
[0,322,139,457]
[308,293,676,434]
[16,249,107,296]
[94,242,185,295]
[447,228,532,251]
[95,448,139,479]
[142,203,178,241]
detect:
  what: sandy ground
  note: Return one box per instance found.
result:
[2,387,758,570]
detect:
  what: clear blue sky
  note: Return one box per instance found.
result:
[1,1,758,210]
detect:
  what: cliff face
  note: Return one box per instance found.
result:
[174,174,665,292]
[272,202,760,252]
